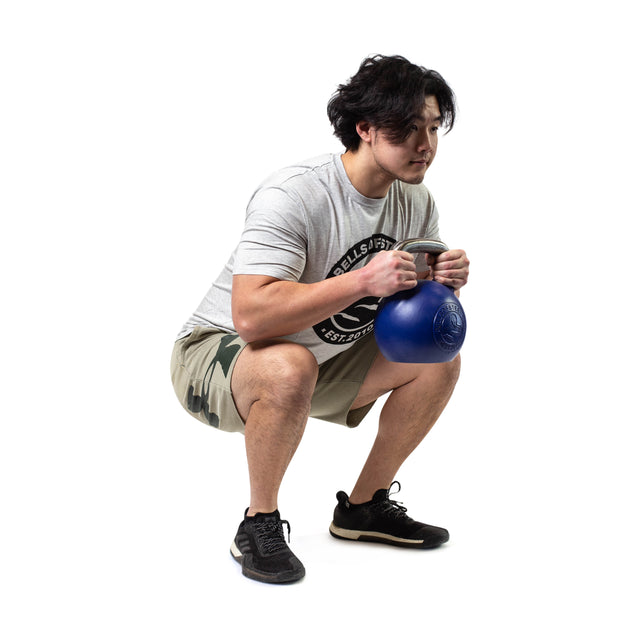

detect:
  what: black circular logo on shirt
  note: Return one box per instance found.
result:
[313,234,395,345]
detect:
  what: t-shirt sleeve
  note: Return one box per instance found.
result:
[233,186,308,281]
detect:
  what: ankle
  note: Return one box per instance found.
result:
[347,492,374,505]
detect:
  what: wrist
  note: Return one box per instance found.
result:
[352,264,373,298]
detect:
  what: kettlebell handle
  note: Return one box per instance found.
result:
[392,238,449,255]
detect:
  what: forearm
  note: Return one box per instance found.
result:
[233,249,420,343]
[232,271,369,343]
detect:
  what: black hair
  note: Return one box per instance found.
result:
[327,54,456,151]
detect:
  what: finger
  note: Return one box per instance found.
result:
[434,257,463,270]
[434,270,468,285]
[433,263,468,277]
[434,261,460,273]
[394,250,416,264]
[433,275,465,289]
[398,274,419,290]
[434,252,468,273]
[434,265,469,278]
[437,249,464,261]
[393,252,418,272]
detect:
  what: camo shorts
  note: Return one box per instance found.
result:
[170,326,380,433]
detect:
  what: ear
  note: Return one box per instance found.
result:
[355,120,374,144]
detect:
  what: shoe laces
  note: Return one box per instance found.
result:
[254,518,292,554]
[376,481,409,520]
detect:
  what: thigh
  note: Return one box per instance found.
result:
[350,351,438,410]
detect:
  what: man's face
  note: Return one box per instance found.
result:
[369,95,441,186]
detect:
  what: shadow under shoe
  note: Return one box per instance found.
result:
[329,481,449,549]
[230,510,305,584]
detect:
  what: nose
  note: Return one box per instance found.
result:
[417,128,436,153]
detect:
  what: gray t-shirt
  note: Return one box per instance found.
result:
[178,153,441,364]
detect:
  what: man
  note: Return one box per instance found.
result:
[170,54,470,584]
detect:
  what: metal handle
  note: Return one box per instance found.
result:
[392,238,449,255]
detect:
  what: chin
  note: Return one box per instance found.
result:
[400,174,426,185]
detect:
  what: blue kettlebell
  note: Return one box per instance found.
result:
[374,239,466,363]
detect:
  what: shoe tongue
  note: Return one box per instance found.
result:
[371,488,389,502]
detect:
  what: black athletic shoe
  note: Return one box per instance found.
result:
[329,481,449,549]
[230,509,305,584]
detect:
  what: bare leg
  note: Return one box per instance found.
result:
[348,353,461,504]
[231,340,318,516]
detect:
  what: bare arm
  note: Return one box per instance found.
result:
[232,250,417,343]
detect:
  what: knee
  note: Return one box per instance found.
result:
[416,354,460,391]
[448,353,461,380]
[247,340,318,402]
[271,341,318,391]
[441,354,461,388]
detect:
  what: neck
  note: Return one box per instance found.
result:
[341,148,394,199]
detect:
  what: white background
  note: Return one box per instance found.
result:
[2,1,638,638]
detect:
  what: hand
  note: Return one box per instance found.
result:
[361,250,418,297]
[431,249,470,290]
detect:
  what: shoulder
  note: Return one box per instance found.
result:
[247,153,341,211]
[254,154,336,192]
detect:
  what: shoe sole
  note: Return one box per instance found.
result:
[230,541,305,584]
[329,522,448,549]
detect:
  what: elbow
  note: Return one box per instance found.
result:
[233,312,258,343]
[232,275,284,343]
[233,308,268,344]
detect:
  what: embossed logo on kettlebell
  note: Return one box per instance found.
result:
[433,302,466,352]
